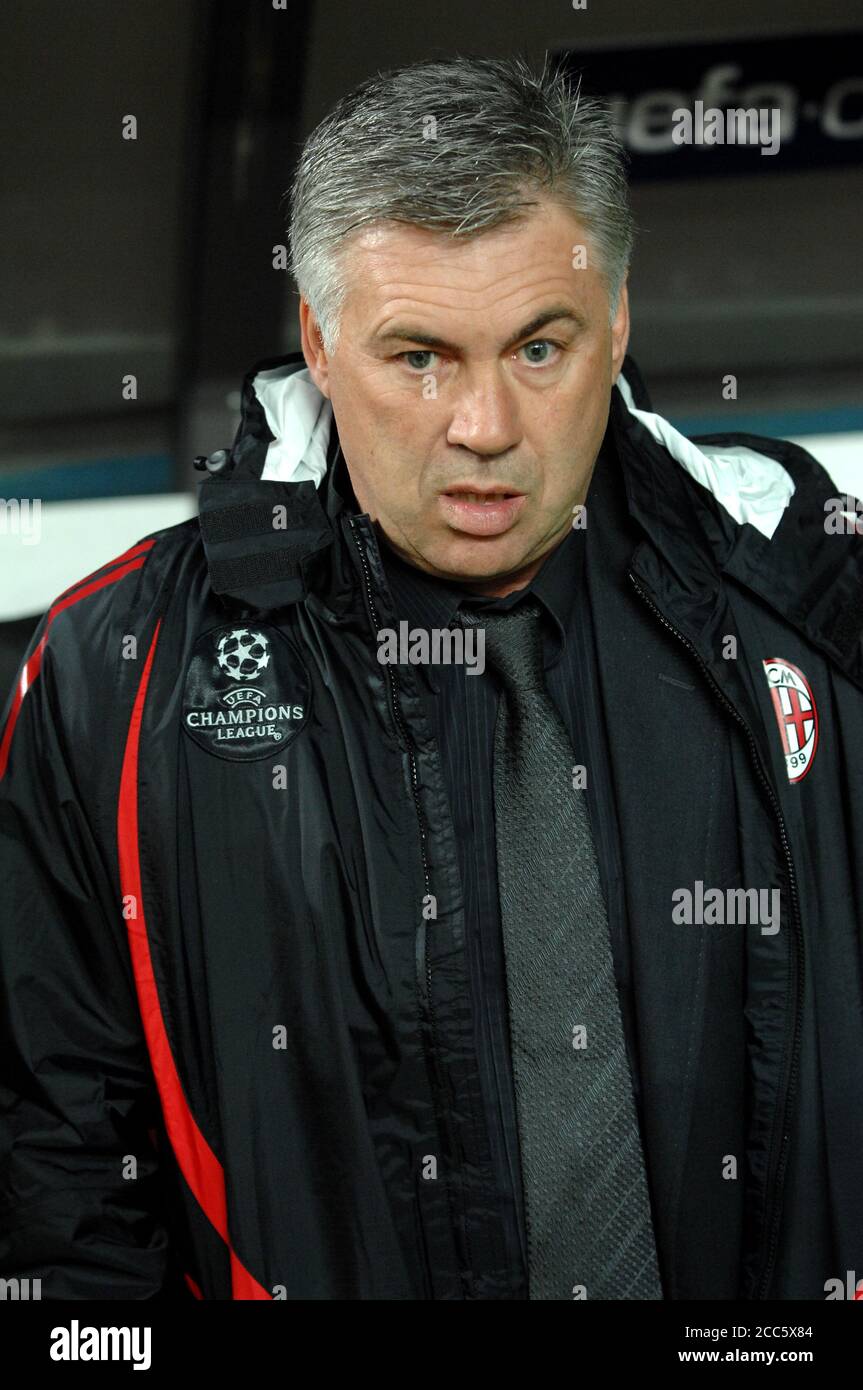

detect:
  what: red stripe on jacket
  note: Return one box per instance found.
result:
[117,621,272,1301]
[57,538,156,599]
[0,552,151,781]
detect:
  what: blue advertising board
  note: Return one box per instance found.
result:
[556,32,863,178]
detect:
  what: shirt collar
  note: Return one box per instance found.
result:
[377,502,586,692]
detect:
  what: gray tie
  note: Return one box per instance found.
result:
[460,596,663,1300]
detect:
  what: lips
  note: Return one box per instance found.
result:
[441,485,524,501]
[438,488,527,537]
[443,491,519,504]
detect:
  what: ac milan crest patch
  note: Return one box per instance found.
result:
[762,657,818,784]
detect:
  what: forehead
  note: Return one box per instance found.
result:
[339,199,602,330]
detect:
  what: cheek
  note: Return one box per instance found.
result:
[350,448,426,525]
[345,372,435,454]
[563,374,608,444]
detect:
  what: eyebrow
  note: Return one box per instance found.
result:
[373,304,587,352]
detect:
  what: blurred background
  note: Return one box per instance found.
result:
[2,0,862,698]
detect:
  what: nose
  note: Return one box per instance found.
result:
[446,364,521,457]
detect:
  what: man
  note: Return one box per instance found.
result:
[1,54,862,1302]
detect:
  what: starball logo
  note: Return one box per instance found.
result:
[216,628,271,681]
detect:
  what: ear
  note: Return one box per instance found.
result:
[299,299,331,398]
[610,277,630,386]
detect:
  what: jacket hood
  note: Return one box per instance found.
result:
[197,350,863,688]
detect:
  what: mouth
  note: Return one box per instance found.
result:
[438,485,527,537]
[441,484,525,502]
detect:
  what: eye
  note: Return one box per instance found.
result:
[398,350,439,371]
[518,339,563,368]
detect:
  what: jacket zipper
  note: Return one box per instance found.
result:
[347,517,474,1295]
[628,570,804,1300]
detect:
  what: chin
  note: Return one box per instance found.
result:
[431,540,534,583]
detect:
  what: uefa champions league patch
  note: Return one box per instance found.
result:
[183,625,310,761]
[762,657,819,784]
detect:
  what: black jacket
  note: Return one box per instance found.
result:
[1,351,862,1300]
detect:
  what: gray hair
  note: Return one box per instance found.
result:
[286,53,635,354]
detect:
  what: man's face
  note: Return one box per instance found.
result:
[300,198,629,597]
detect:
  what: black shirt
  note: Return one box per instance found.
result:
[373,439,637,1297]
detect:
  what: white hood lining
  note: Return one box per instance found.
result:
[254,362,795,540]
[256,364,334,488]
[614,373,795,539]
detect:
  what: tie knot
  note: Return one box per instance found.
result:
[460,595,546,694]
